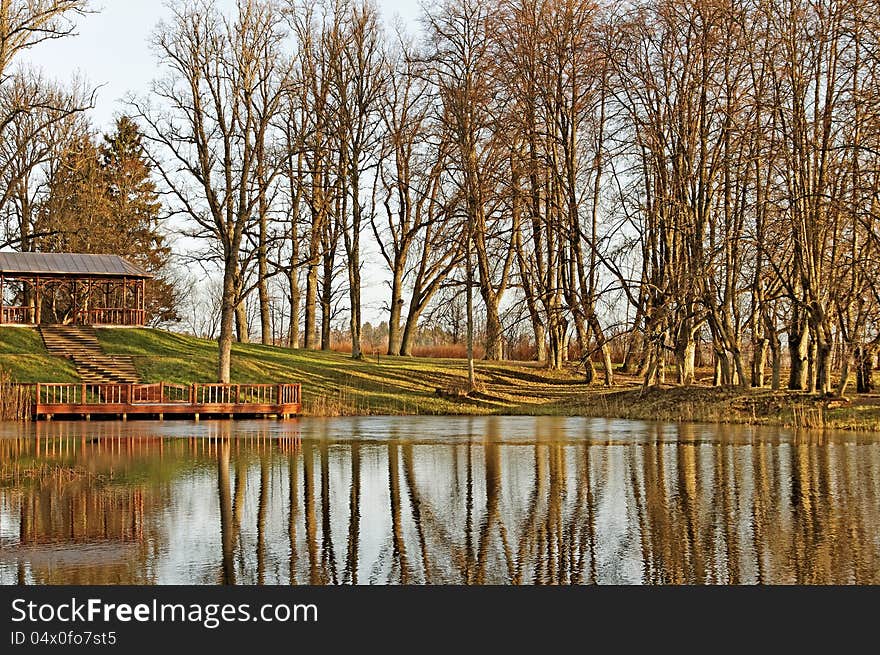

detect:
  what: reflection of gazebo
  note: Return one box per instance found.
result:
[0,252,151,326]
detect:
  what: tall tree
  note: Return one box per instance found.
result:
[134,0,287,381]
[425,0,514,366]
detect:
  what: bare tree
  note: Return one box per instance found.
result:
[332,0,385,359]
[134,0,288,381]
[0,0,90,79]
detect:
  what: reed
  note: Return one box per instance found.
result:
[791,405,826,430]
[304,385,358,417]
[0,462,98,483]
[0,368,32,421]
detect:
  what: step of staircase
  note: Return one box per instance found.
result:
[39,325,142,384]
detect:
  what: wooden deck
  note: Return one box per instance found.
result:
[22,382,302,420]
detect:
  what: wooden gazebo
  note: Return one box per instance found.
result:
[0,252,151,327]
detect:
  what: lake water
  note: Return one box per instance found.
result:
[1,416,878,585]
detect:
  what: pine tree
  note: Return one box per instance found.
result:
[37,116,179,323]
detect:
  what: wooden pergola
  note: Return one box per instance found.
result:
[0,253,151,327]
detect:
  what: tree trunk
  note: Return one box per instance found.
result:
[770,335,782,391]
[836,347,853,397]
[584,358,595,383]
[788,321,809,390]
[466,237,475,391]
[732,347,749,390]
[588,314,614,386]
[345,194,362,359]
[258,203,271,346]
[235,301,249,344]
[855,346,874,393]
[303,261,319,350]
[483,294,503,361]
[751,337,768,387]
[349,268,362,359]
[288,265,300,349]
[534,322,547,363]
[807,337,817,393]
[675,330,696,386]
[217,263,237,383]
[815,328,832,395]
[399,306,420,357]
[320,261,332,351]
[387,264,404,356]
[714,349,732,387]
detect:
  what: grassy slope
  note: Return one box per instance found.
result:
[93,329,880,429]
[2,326,880,429]
[95,327,590,416]
[0,328,78,382]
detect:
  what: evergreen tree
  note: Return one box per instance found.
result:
[36,116,179,323]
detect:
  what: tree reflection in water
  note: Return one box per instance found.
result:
[1,417,878,584]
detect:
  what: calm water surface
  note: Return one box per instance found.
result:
[1,416,878,585]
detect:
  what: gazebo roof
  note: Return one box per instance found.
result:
[0,252,152,279]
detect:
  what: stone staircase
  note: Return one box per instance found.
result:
[39,326,141,384]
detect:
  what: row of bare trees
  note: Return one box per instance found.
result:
[134,0,880,391]
[609,0,880,395]
[3,0,879,394]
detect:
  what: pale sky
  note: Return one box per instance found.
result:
[18,0,423,131]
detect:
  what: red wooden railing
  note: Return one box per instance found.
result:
[75,308,146,326]
[0,306,146,325]
[1,306,33,324]
[32,382,302,407]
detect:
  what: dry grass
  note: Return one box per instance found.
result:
[537,381,880,432]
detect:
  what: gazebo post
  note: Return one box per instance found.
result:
[85,279,92,325]
[34,276,41,325]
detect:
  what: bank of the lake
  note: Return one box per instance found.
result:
[1,326,879,430]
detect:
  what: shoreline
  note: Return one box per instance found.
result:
[298,384,880,433]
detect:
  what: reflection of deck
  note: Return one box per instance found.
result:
[24,382,302,420]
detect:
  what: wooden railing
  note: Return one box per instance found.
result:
[1,305,33,324]
[33,382,302,407]
[75,308,146,326]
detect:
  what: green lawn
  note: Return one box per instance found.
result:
[95,327,589,415]
[0,327,78,383]
[3,326,880,430]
